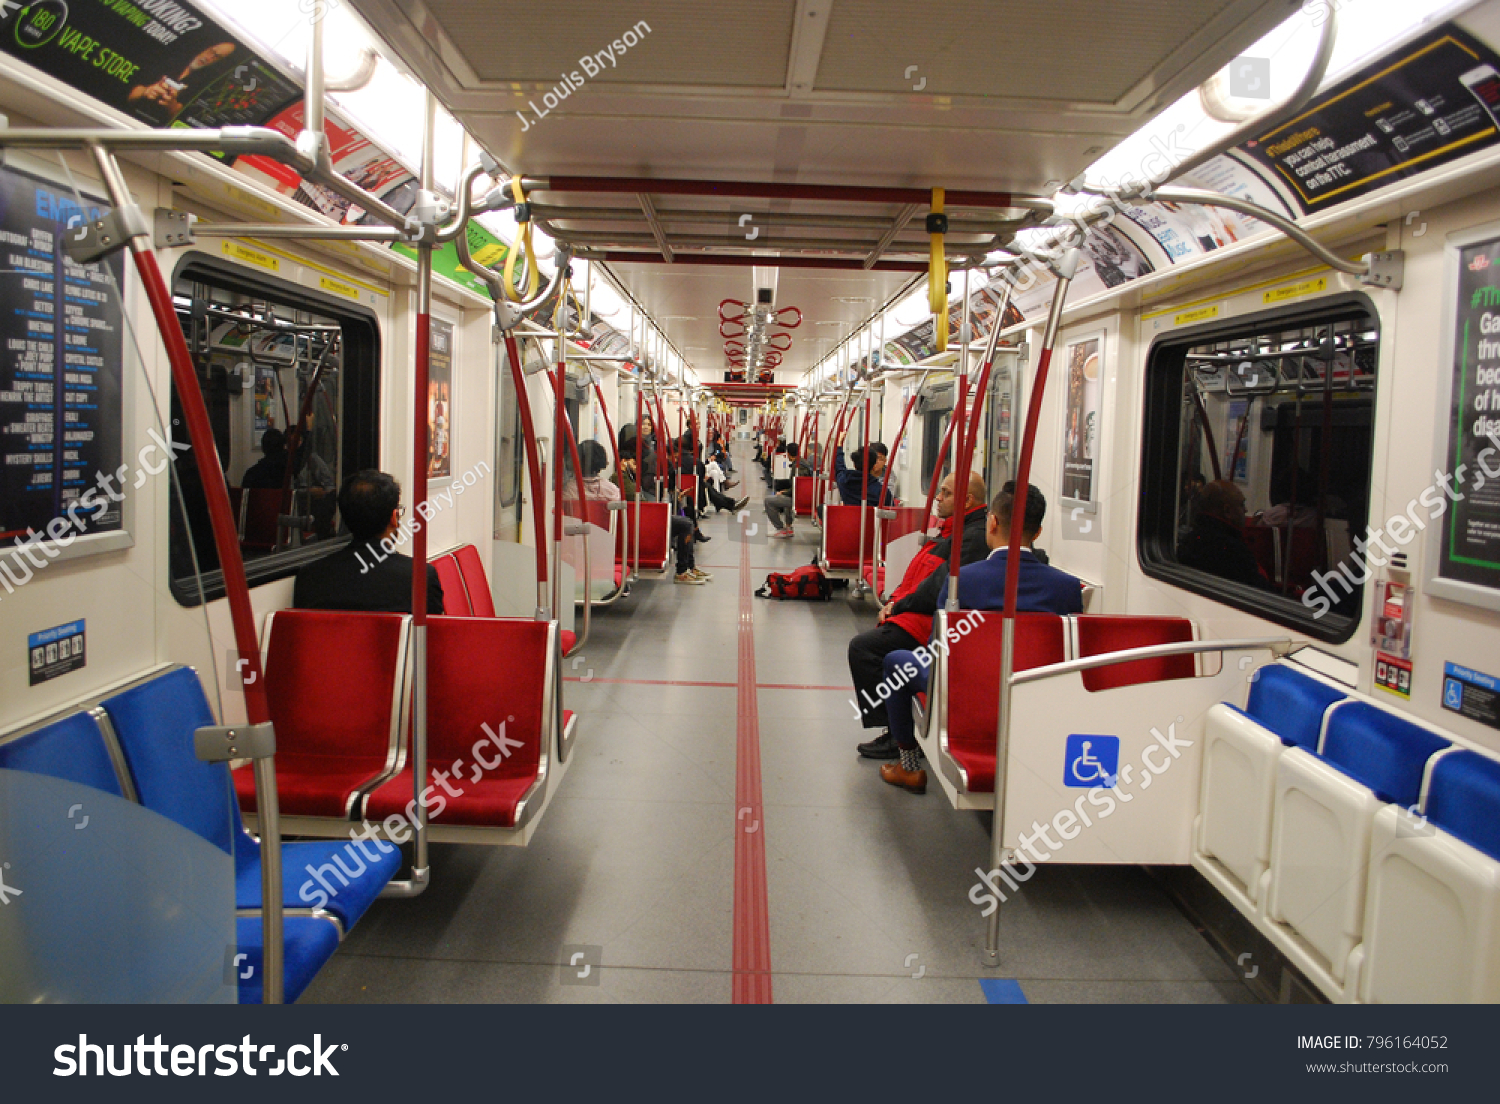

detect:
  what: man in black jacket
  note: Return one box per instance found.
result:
[848,470,989,759]
[293,470,445,614]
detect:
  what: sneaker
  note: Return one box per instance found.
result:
[734,496,750,511]
[694,530,711,543]
[856,732,900,760]
[675,571,706,585]
[690,567,713,580]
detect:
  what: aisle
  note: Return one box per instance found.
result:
[304,440,1252,1004]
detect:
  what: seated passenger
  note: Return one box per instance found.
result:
[241,427,288,489]
[1176,479,1269,589]
[292,469,444,614]
[878,483,1083,795]
[834,443,894,506]
[849,471,989,759]
[563,440,622,502]
[765,442,809,537]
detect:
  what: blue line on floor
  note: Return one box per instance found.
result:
[979,979,1028,1004]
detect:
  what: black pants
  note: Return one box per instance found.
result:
[671,514,695,573]
[847,621,922,730]
[706,483,737,512]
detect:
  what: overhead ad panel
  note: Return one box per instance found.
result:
[1239,24,1500,213]
[0,0,299,134]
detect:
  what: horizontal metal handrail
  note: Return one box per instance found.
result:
[1010,636,1293,687]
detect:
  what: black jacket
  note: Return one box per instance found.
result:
[293,541,446,614]
[1176,514,1269,589]
[888,505,991,619]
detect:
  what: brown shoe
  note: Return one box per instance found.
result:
[880,761,927,794]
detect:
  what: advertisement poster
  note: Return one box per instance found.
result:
[1435,234,1500,596]
[1239,24,1500,213]
[253,365,277,437]
[239,102,417,226]
[1060,334,1103,505]
[0,165,125,552]
[0,0,298,133]
[427,319,454,480]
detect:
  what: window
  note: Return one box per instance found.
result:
[1138,298,1378,642]
[168,256,381,605]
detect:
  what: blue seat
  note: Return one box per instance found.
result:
[1320,701,1450,808]
[1241,664,1346,750]
[1425,750,1500,862]
[101,667,394,1000]
[236,837,398,933]
[234,916,341,1005]
[0,711,125,797]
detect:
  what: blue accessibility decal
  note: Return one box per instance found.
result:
[1064,733,1119,788]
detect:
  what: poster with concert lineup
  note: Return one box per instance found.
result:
[0,165,125,556]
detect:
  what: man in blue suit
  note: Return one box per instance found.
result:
[876,482,1083,795]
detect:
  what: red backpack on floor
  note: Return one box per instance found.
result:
[755,563,832,601]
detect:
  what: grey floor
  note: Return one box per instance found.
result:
[303,445,1255,1005]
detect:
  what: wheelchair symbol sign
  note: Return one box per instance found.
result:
[1064,734,1119,788]
[1444,678,1464,710]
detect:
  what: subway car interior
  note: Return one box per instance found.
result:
[5,0,1500,1014]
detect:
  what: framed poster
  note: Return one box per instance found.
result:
[1059,332,1104,510]
[0,162,130,580]
[427,318,454,480]
[1426,223,1500,612]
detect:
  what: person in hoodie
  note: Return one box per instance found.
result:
[847,469,989,760]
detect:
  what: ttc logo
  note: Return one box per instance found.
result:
[1064,734,1119,788]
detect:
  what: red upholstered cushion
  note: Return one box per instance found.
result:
[615,502,670,570]
[1076,615,1194,692]
[822,505,875,569]
[366,767,536,828]
[235,758,390,819]
[614,564,624,586]
[793,476,815,516]
[561,630,577,656]
[945,613,1067,793]
[453,545,496,617]
[365,617,549,828]
[432,553,472,616]
[254,610,407,817]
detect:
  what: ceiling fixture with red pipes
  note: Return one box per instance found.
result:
[720,295,800,382]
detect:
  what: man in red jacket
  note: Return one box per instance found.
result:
[847,470,989,759]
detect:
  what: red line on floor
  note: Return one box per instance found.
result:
[562,676,844,692]
[563,677,737,688]
[733,522,773,1004]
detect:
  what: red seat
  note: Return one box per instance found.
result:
[1075,615,1195,692]
[793,476,815,517]
[820,504,875,571]
[453,545,496,616]
[614,501,671,572]
[238,610,409,818]
[432,552,473,616]
[861,564,885,594]
[364,617,549,829]
[561,629,577,656]
[945,613,1067,792]
[240,487,284,554]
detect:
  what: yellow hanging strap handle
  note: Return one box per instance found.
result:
[927,187,948,353]
[503,176,540,302]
